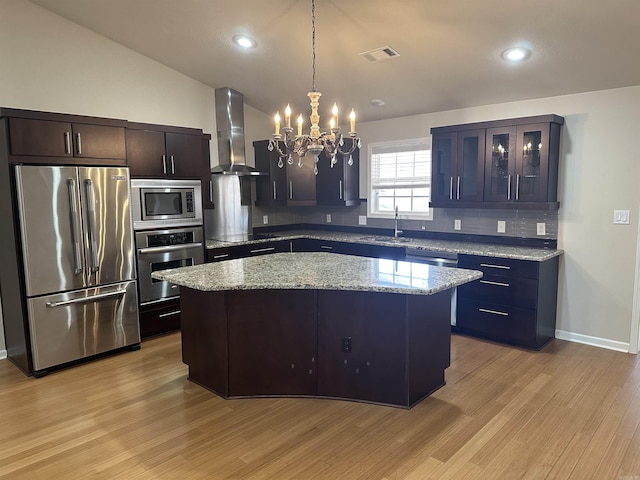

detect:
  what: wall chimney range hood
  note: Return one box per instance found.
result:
[211,87,264,176]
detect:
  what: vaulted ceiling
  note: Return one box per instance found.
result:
[29,0,640,123]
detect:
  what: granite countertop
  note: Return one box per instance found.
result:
[152,252,483,296]
[205,230,563,262]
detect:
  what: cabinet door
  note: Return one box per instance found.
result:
[287,153,316,205]
[515,123,550,202]
[456,129,485,201]
[431,132,457,202]
[254,140,287,206]
[227,290,317,396]
[165,132,203,178]
[126,129,167,177]
[484,126,517,201]
[9,118,73,157]
[201,136,214,209]
[316,139,360,206]
[71,124,126,159]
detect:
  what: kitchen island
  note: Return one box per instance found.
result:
[153,252,482,408]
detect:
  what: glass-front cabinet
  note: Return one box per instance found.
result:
[431,129,484,204]
[484,123,551,203]
[431,114,563,210]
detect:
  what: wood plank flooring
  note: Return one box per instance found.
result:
[1,333,639,479]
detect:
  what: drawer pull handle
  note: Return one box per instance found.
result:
[320,245,333,250]
[480,263,511,270]
[250,247,275,254]
[158,310,181,318]
[479,308,509,317]
[479,280,510,287]
[213,254,229,259]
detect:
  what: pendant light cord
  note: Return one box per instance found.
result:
[311,0,317,92]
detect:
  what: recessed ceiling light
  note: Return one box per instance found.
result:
[233,35,256,49]
[502,47,530,62]
[370,99,385,107]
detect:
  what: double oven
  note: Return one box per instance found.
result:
[130,179,204,316]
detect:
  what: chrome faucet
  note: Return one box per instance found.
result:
[394,206,403,237]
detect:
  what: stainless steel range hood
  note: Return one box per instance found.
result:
[211,87,264,176]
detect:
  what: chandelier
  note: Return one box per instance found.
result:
[268,0,361,175]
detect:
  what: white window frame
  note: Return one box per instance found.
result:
[367,137,433,221]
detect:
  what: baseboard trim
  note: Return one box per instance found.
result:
[0,349,7,360]
[555,329,630,353]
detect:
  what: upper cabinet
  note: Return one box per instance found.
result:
[432,129,485,204]
[254,139,360,207]
[316,138,360,207]
[430,115,563,210]
[126,124,205,179]
[3,109,127,165]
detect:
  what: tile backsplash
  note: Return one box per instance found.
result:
[252,200,558,240]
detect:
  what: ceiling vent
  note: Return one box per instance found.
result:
[359,46,400,63]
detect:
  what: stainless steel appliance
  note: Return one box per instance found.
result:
[14,165,140,375]
[405,248,459,327]
[135,227,204,304]
[205,175,253,242]
[131,178,203,230]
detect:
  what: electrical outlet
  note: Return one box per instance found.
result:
[613,210,630,225]
[326,214,332,223]
[497,221,506,233]
[454,219,461,230]
[537,222,546,235]
[358,215,367,225]
[262,215,269,225]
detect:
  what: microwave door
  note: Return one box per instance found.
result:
[78,167,135,287]
[15,165,87,296]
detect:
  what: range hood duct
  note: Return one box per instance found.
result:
[211,87,264,176]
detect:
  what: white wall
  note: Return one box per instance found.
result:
[356,86,640,350]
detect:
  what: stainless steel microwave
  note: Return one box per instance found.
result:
[131,178,203,230]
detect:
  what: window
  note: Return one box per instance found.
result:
[368,138,432,220]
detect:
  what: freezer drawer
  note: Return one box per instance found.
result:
[26,280,140,372]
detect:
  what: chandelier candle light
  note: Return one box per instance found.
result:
[269,0,361,175]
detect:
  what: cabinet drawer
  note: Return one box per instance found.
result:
[458,274,537,309]
[457,299,536,347]
[206,248,231,262]
[230,240,290,258]
[139,299,181,339]
[458,254,539,279]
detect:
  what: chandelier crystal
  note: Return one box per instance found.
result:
[269,0,361,175]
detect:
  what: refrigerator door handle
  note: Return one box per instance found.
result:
[84,179,100,273]
[45,289,126,308]
[67,178,83,275]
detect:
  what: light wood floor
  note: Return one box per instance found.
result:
[1,333,639,480]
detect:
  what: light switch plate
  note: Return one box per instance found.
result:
[613,210,630,225]
[497,221,506,233]
[454,219,461,230]
[358,215,367,225]
[537,222,546,235]
[326,214,332,223]
[262,215,269,225]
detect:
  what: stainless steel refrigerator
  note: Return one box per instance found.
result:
[14,165,140,375]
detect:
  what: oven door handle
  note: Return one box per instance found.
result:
[137,242,203,255]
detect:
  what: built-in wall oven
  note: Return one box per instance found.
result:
[131,178,205,324]
[135,227,204,305]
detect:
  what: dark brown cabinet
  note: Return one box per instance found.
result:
[254,140,287,206]
[316,139,360,206]
[139,297,181,339]
[254,139,360,207]
[226,290,317,396]
[456,254,559,349]
[431,115,563,210]
[432,129,485,204]
[126,126,205,179]
[7,116,126,162]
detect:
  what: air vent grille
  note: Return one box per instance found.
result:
[359,46,400,63]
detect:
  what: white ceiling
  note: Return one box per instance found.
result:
[28,0,640,124]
